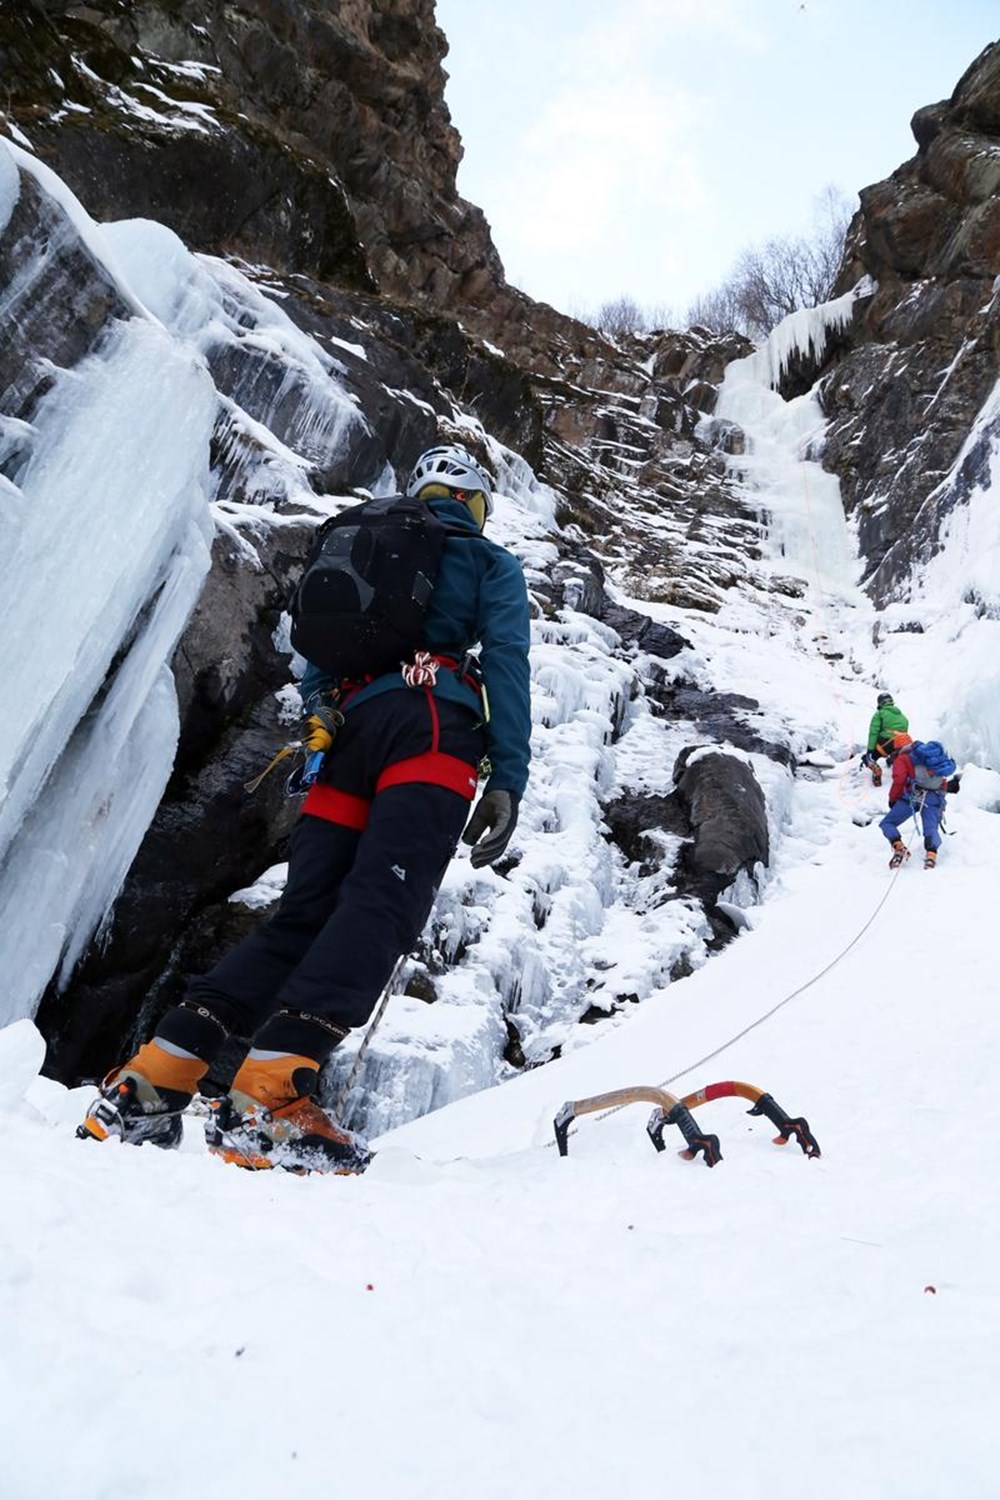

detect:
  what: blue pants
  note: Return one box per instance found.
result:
[880,793,945,851]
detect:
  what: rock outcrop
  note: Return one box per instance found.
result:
[818,42,1000,602]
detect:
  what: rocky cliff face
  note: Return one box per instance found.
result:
[819,42,1000,604]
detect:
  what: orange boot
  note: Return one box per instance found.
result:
[78,1041,207,1148]
[888,840,910,870]
[206,1053,370,1174]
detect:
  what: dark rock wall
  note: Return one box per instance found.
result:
[820,43,1000,602]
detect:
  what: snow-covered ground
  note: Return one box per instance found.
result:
[2,281,999,1494]
[2,754,999,1498]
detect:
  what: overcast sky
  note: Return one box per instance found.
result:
[433,0,998,322]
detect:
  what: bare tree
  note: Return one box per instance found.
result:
[686,186,855,338]
[596,294,648,338]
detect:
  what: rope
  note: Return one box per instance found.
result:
[578,813,920,1134]
[331,954,407,1125]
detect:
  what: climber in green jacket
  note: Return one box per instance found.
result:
[862,691,909,787]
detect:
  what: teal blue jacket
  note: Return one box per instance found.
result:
[300,496,532,797]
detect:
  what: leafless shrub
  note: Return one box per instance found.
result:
[686,186,855,339]
[596,294,647,337]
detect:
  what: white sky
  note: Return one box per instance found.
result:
[434,0,999,320]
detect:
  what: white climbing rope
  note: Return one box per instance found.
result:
[577,807,921,1135]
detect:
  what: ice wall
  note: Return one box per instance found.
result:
[715,293,864,592]
[876,375,1000,770]
[0,148,216,1026]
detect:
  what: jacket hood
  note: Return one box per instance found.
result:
[426,494,487,534]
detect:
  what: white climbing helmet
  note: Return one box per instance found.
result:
[405,444,494,517]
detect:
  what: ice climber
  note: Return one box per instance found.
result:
[880,733,960,871]
[861,691,909,787]
[80,444,532,1171]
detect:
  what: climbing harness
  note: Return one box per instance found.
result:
[244,707,345,796]
[554,1079,819,1168]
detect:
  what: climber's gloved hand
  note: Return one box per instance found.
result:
[462,790,519,869]
[947,776,961,794]
[301,704,344,756]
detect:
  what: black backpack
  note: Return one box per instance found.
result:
[289,494,457,679]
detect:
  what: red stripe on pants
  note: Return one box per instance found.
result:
[301,785,371,829]
[376,752,479,800]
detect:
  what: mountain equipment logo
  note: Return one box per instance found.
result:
[391,865,406,882]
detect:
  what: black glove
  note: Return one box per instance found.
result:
[462,790,519,868]
[947,776,961,794]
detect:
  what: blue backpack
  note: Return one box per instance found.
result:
[910,740,956,791]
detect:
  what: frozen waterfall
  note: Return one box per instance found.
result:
[714,292,864,593]
[0,145,216,1027]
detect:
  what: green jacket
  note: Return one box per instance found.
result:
[868,703,909,753]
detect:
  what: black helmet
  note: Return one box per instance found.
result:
[877,692,893,707]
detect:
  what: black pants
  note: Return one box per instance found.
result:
[162,690,484,1063]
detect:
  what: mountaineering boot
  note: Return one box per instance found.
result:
[205,1053,370,1174]
[77,1041,207,1148]
[924,849,938,870]
[871,765,883,788]
[888,840,910,871]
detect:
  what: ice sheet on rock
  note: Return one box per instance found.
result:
[716,348,859,593]
[876,375,1000,769]
[0,314,214,1025]
[5,142,150,318]
[0,669,190,1022]
[100,217,224,337]
[101,220,372,513]
[0,142,20,238]
[749,285,866,393]
[328,978,508,1139]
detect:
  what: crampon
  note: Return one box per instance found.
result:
[77,1073,185,1149]
[205,1095,371,1175]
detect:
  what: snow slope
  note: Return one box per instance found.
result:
[1,755,999,1499]
[3,210,999,1496]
